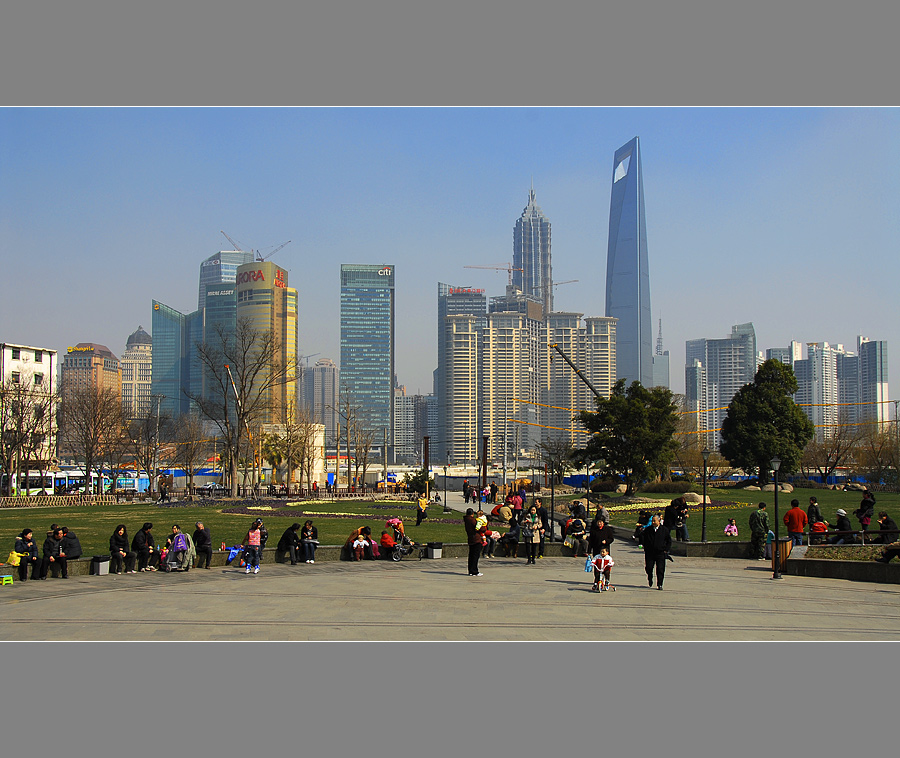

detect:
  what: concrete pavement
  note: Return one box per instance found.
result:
[3,529,898,640]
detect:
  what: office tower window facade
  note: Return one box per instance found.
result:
[513,186,553,315]
[340,264,395,459]
[235,261,299,426]
[303,358,340,444]
[606,136,652,388]
[121,326,152,421]
[151,301,201,418]
[198,250,254,311]
[685,323,757,448]
[443,314,481,464]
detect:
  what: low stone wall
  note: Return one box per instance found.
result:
[785,556,900,584]
[1,541,585,578]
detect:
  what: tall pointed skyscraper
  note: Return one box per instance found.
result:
[605,137,652,387]
[513,184,552,316]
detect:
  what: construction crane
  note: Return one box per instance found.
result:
[534,279,579,292]
[220,230,246,252]
[463,263,524,287]
[219,231,291,262]
[256,240,291,262]
[549,343,604,402]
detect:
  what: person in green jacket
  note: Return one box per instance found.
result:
[749,502,769,560]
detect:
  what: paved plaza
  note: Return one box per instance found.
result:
[3,538,899,640]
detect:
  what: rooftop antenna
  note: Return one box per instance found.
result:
[656,318,664,356]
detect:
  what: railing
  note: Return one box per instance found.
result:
[806,528,899,546]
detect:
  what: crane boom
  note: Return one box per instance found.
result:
[549,343,604,403]
[463,263,524,286]
[257,240,291,262]
[220,230,245,252]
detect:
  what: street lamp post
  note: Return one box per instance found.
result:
[701,448,710,542]
[443,465,450,513]
[771,456,783,580]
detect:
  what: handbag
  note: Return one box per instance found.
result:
[563,535,575,549]
[7,551,23,567]
[584,555,594,572]
[521,525,533,540]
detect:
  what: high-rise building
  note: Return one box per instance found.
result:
[652,319,670,389]
[858,337,889,424]
[794,342,844,441]
[198,250,254,311]
[121,326,152,421]
[513,186,553,316]
[541,314,617,449]
[151,301,201,418]
[340,264,395,459]
[766,341,803,367]
[61,343,122,396]
[685,323,757,448]
[235,260,299,426]
[606,136,652,388]
[303,358,340,444]
[434,283,487,461]
[441,314,481,464]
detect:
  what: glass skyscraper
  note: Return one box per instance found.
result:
[198,250,254,311]
[340,264,395,457]
[151,301,201,418]
[513,186,552,316]
[605,136,652,388]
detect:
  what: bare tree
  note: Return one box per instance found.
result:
[189,318,297,497]
[171,414,210,493]
[801,412,863,481]
[0,371,58,495]
[855,423,898,487]
[351,422,376,493]
[128,408,171,495]
[100,417,131,494]
[60,386,122,495]
[332,385,364,489]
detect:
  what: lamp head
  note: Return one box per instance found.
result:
[771,456,781,472]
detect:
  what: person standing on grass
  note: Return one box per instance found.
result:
[416,494,428,526]
[783,499,808,546]
[749,503,769,560]
[640,514,671,590]
[464,508,483,576]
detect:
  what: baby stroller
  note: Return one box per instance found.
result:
[391,528,423,561]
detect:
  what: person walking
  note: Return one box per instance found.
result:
[749,503,769,560]
[535,497,549,558]
[588,516,615,557]
[521,505,544,564]
[783,499,808,546]
[639,514,672,590]
[464,508,483,576]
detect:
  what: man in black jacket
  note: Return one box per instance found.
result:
[640,514,672,590]
[277,523,302,565]
[192,521,213,568]
[41,528,68,579]
[829,509,854,545]
[60,527,82,560]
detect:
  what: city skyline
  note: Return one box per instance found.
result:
[2,108,899,402]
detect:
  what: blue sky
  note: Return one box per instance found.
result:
[2,107,898,400]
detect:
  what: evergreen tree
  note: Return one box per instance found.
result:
[719,359,814,484]
[577,380,680,495]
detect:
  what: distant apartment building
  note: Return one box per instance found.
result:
[858,337,889,424]
[0,342,59,471]
[685,323,757,448]
[121,325,152,420]
[394,389,437,464]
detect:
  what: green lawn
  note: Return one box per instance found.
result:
[593,487,900,543]
[0,499,469,557]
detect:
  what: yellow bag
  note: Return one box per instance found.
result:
[6,551,22,567]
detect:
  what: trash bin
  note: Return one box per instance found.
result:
[426,542,443,559]
[772,538,792,573]
[91,555,110,576]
